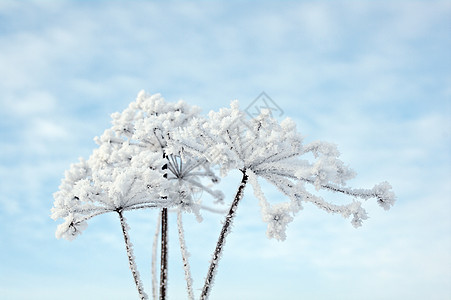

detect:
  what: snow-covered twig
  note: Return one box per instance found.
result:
[152,211,161,300]
[118,210,148,300]
[177,209,194,300]
[200,170,248,300]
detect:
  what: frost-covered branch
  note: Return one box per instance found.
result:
[152,212,161,300]
[200,170,248,300]
[118,210,148,300]
[177,209,194,300]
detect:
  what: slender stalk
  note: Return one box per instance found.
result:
[160,208,168,300]
[200,170,248,300]
[118,210,148,300]
[159,149,169,300]
[152,212,162,300]
[177,209,194,300]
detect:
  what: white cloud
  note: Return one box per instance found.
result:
[5,90,57,116]
[30,118,69,140]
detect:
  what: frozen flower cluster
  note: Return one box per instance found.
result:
[52,91,395,300]
[52,91,223,241]
[173,101,396,241]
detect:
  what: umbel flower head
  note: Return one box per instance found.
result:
[51,151,169,240]
[104,91,224,218]
[52,91,224,240]
[173,101,396,240]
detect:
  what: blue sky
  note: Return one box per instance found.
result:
[0,1,450,299]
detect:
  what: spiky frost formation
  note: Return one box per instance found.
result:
[173,101,396,241]
[51,154,168,240]
[52,91,225,300]
[177,209,195,300]
[52,91,395,300]
[52,91,224,240]
[105,91,224,217]
[118,211,149,300]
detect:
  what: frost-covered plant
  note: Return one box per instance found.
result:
[53,91,395,300]
[107,91,224,299]
[52,152,167,299]
[172,101,396,299]
[52,91,224,300]
[104,91,224,217]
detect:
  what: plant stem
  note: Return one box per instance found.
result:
[200,170,248,300]
[152,211,162,300]
[160,208,168,300]
[177,209,194,300]
[118,210,148,300]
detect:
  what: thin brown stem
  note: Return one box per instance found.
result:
[160,208,168,300]
[200,170,248,300]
